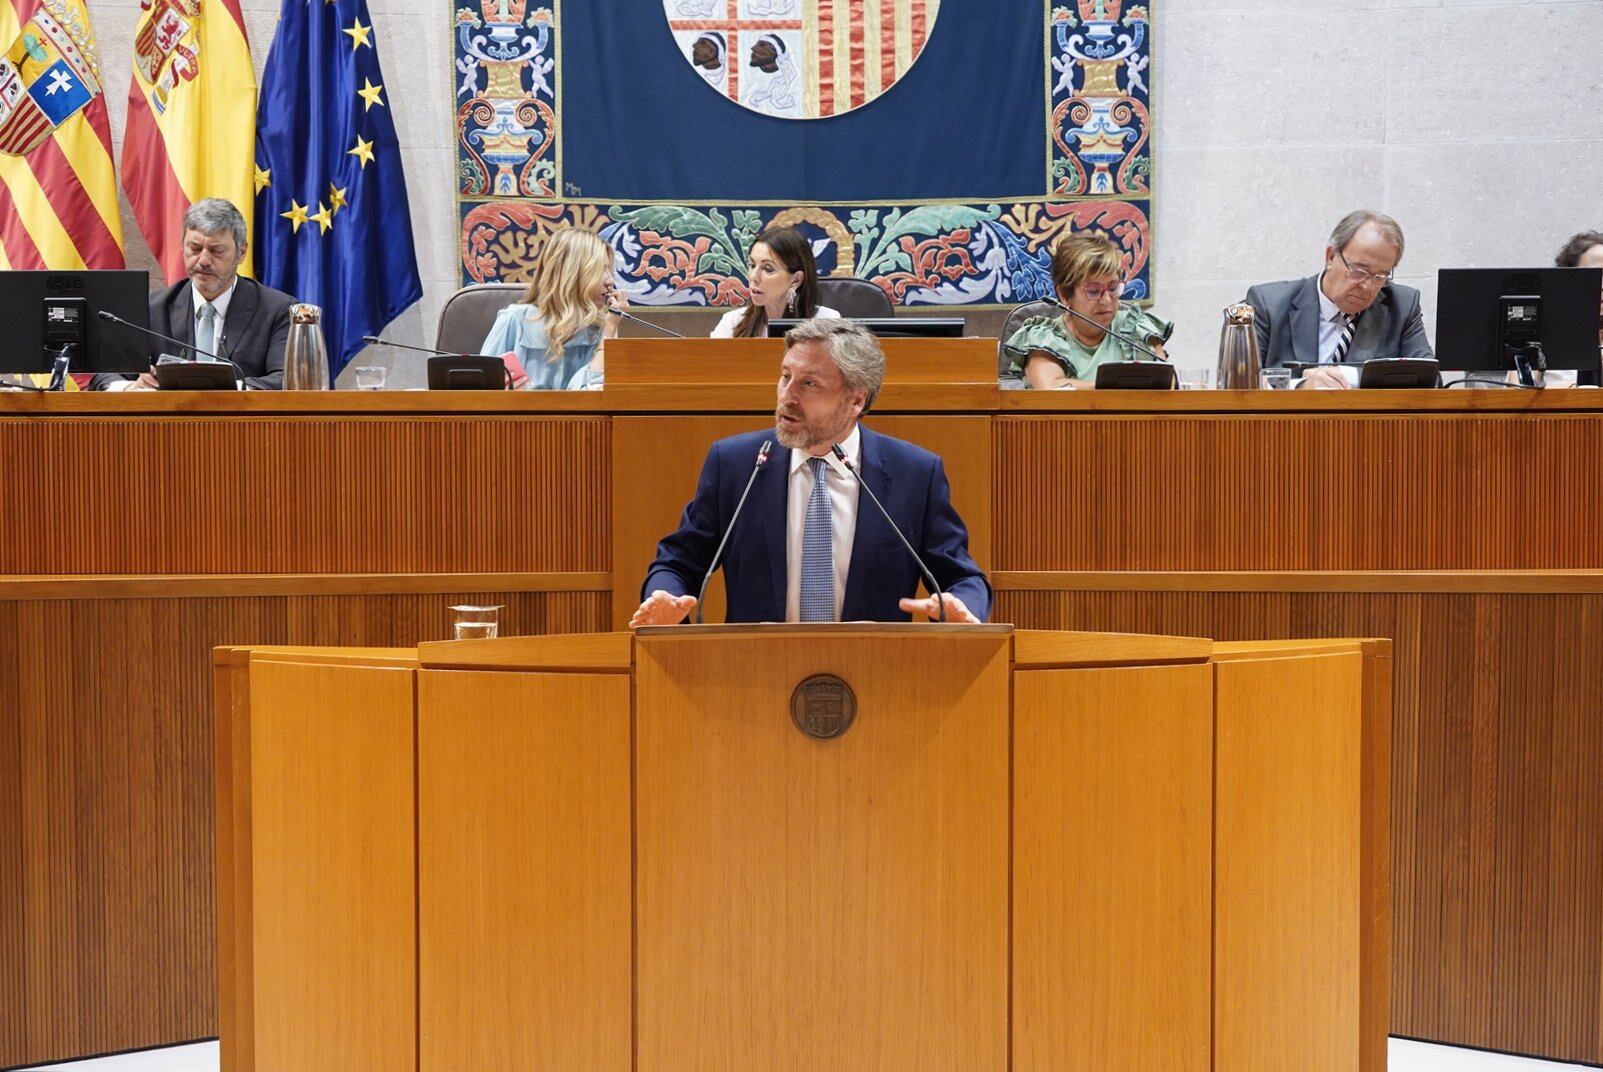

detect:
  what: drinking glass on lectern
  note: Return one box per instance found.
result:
[450,605,501,640]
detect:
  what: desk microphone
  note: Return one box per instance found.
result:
[830,443,947,623]
[97,310,247,384]
[1040,296,1168,362]
[695,439,773,624]
[607,307,687,338]
[360,335,499,359]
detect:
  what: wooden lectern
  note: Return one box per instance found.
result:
[215,626,1389,1072]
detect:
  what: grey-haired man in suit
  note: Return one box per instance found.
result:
[1244,210,1433,389]
[94,198,295,391]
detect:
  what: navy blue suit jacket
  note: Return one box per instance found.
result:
[642,426,992,623]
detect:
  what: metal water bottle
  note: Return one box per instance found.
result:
[283,304,331,390]
[1217,303,1262,390]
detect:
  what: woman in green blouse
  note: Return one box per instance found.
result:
[1004,234,1173,389]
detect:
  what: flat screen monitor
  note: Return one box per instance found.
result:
[0,270,151,375]
[1435,267,1602,373]
[768,317,966,339]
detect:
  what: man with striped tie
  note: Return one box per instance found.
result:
[631,318,990,628]
[1244,210,1434,389]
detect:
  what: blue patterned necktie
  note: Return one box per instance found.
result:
[799,457,835,622]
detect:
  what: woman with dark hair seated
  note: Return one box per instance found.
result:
[1556,230,1603,347]
[712,226,840,338]
[1002,233,1172,389]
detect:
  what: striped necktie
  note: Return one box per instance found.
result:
[799,457,835,622]
[1331,312,1356,364]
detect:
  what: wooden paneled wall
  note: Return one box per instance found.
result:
[0,417,609,575]
[994,415,1603,570]
[998,587,1603,1066]
[4,395,1603,1068]
[0,589,608,1070]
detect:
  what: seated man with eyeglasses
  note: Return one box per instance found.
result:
[1244,210,1434,389]
[1003,233,1173,389]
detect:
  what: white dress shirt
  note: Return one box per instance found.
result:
[191,278,237,361]
[710,304,841,338]
[784,423,860,622]
[1315,276,1352,364]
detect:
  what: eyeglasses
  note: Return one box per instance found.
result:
[1337,250,1394,287]
[1078,281,1125,301]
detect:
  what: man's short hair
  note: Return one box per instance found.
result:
[1555,230,1603,267]
[1328,210,1405,262]
[783,318,886,410]
[183,198,247,251]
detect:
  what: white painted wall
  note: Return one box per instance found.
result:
[86,0,1603,379]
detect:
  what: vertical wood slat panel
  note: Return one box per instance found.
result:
[0,590,610,1071]
[0,418,610,576]
[995,589,1603,1067]
[993,415,1603,571]
[0,603,23,1058]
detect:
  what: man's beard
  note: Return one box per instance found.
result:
[774,401,853,451]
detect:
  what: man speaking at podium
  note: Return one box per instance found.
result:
[631,318,991,627]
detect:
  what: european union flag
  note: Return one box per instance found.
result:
[254,0,421,381]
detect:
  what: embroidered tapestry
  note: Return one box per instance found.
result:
[455,0,1153,308]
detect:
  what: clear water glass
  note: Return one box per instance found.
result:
[1177,367,1214,390]
[354,365,387,391]
[1260,367,1292,390]
[450,604,501,640]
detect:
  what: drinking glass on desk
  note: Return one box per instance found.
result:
[1260,367,1292,390]
[450,605,501,640]
[354,365,386,391]
[1176,367,1214,390]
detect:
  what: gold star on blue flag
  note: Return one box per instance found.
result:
[253,0,420,381]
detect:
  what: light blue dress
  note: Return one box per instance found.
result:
[479,303,601,391]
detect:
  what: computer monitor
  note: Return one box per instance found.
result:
[0,270,152,375]
[767,317,966,339]
[1435,267,1602,375]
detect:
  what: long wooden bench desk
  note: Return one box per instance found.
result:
[2,339,1600,1067]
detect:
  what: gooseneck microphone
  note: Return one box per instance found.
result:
[694,439,773,624]
[607,307,687,339]
[829,443,947,623]
[97,310,248,384]
[360,335,499,358]
[1041,295,1168,362]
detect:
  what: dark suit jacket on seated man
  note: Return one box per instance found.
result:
[94,198,295,391]
[631,319,991,628]
[1244,209,1434,389]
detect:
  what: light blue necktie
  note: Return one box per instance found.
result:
[196,303,218,361]
[799,457,835,622]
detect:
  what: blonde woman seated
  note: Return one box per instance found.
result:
[481,228,621,390]
[711,225,840,338]
[1003,234,1172,389]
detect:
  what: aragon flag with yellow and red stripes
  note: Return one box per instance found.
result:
[0,0,125,270]
[122,0,257,284]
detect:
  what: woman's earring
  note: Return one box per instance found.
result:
[785,285,799,313]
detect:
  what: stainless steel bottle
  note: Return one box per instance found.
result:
[283,303,331,390]
[1216,303,1262,390]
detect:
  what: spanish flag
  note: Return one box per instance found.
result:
[0,0,125,269]
[122,0,257,283]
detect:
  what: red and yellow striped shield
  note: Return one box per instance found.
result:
[667,0,940,119]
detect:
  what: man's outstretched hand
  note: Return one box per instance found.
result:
[630,590,698,629]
